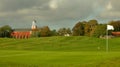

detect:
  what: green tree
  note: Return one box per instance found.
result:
[92,24,106,38]
[31,31,40,37]
[84,19,98,36]
[31,26,51,37]
[109,21,120,31]
[58,28,71,36]
[0,25,12,37]
[72,22,84,36]
[84,23,91,36]
[40,26,51,37]
[66,28,72,35]
[50,29,58,36]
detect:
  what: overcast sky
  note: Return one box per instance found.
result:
[0,0,119,29]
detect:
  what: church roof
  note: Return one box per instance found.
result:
[13,28,31,32]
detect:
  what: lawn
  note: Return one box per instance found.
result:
[0,50,120,67]
[0,36,120,67]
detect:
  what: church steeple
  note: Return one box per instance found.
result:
[31,19,37,30]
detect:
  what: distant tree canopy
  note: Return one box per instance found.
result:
[72,19,98,36]
[108,21,120,31]
[50,29,58,36]
[72,22,84,36]
[1,19,120,38]
[92,24,106,37]
[31,26,51,37]
[0,25,12,37]
[85,20,98,36]
[31,31,40,37]
[72,20,120,37]
[39,26,51,37]
[58,28,71,36]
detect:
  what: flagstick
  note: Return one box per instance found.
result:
[106,29,108,52]
[106,25,114,52]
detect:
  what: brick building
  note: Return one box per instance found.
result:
[11,20,37,39]
[112,32,120,36]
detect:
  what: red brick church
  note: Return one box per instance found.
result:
[11,20,37,39]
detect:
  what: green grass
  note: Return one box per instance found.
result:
[0,36,120,51]
[0,36,120,67]
[0,50,120,67]
[0,36,109,51]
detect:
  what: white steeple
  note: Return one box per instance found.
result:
[31,19,37,30]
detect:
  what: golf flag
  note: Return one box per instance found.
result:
[107,25,114,30]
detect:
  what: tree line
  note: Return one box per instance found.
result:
[0,20,120,38]
[0,25,13,38]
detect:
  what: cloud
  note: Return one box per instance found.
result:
[106,1,112,10]
[0,0,54,13]
[97,0,120,21]
[0,0,119,29]
[110,0,120,11]
[0,0,96,20]
[49,0,58,9]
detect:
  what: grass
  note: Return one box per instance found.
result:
[0,36,120,67]
[0,50,120,67]
[0,36,107,51]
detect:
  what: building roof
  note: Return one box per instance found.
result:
[13,28,31,32]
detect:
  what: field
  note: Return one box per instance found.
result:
[0,36,120,67]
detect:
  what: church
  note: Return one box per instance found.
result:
[11,20,37,39]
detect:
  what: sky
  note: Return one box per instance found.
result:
[0,0,120,30]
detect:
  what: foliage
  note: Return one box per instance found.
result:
[30,31,40,37]
[50,29,58,36]
[108,20,120,31]
[84,20,98,36]
[31,26,51,37]
[1,19,120,38]
[72,22,84,36]
[39,26,51,37]
[58,28,71,36]
[92,24,106,37]
[0,25,12,37]
[84,23,91,36]
[72,20,98,36]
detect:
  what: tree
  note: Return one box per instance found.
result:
[50,29,58,36]
[31,31,40,37]
[39,26,51,37]
[58,28,71,36]
[0,25,12,37]
[92,24,106,38]
[84,19,98,36]
[84,23,91,36]
[66,28,72,35]
[72,22,84,36]
[108,21,120,31]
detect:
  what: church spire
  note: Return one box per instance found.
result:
[31,19,37,30]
